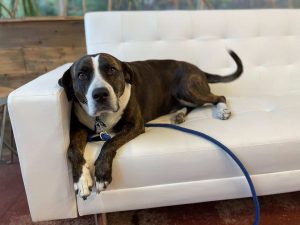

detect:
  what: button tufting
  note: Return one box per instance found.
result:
[263,107,276,112]
[85,10,300,97]
[256,65,265,70]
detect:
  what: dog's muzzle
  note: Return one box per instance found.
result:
[91,87,118,113]
[92,87,109,103]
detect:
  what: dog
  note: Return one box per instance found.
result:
[58,50,243,199]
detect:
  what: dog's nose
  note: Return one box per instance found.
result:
[92,88,109,102]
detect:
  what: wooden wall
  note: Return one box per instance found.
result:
[0,18,86,89]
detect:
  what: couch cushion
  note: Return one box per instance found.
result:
[83,95,300,190]
[85,10,300,97]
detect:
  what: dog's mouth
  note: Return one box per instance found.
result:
[90,101,120,117]
[81,89,121,117]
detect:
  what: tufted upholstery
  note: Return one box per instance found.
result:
[85,10,300,97]
[7,10,300,221]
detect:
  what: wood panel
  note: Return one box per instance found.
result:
[23,46,86,73]
[0,18,86,89]
[1,73,38,89]
[0,19,85,48]
[0,48,25,74]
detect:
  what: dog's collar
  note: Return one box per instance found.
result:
[87,117,111,142]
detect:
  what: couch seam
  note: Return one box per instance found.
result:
[87,168,300,193]
[116,137,300,159]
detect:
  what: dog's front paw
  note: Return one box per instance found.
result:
[215,103,231,120]
[95,180,110,193]
[74,164,93,200]
[95,163,112,194]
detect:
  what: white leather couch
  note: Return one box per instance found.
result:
[8,10,300,222]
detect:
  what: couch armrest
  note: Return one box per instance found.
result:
[7,64,78,221]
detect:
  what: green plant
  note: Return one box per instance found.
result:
[21,0,39,16]
[0,0,39,18]
[0,0,18,18]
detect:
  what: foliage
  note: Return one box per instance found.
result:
[22,0,39,16]
[1,0,300,19]
[0,0,39,18]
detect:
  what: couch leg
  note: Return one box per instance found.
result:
[94,213,108,225]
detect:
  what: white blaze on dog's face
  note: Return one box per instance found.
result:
[59,53,133,117]
[84,55,119,116]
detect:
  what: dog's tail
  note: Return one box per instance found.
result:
[205,50,243,83]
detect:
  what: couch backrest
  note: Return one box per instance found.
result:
[84,10,300,96]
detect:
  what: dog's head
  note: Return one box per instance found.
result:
[59,53,133,117]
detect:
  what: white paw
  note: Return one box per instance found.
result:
[95,180,109,194]
[74,164,93,200]
[215,103,231,120]
[171,107,187,124]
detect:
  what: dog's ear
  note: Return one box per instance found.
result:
[122,62,133,84]
[58,67,74,101]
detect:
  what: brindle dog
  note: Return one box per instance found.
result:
[58,50,243,199]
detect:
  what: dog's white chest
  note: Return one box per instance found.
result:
[74,104,124,133]
[74,84,131,133]
[101,111,124,131]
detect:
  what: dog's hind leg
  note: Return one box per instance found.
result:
[171,107,188,124]
[213,98,231,120]
[177,89,231,120]
[175,73,231,120]
[170,106,195,124]
[192,94,231,120]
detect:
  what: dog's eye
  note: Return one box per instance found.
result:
[107,67,116,75]
[78,73,88,80]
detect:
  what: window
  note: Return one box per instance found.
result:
[1,0,300,19]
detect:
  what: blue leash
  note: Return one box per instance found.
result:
[145,123,260,225]
[88,122,260,224]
